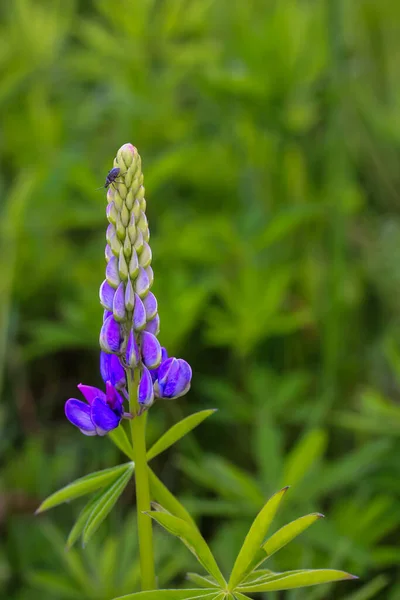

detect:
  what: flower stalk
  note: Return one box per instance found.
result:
[128,369,156,591]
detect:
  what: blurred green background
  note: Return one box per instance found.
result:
[1,0,400,598]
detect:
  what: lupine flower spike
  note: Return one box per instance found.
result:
[65,143,192,435]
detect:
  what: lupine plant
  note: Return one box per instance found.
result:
[36,144,357,599]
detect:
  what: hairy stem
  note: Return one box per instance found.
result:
[128,370,156,590]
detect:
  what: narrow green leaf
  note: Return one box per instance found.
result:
[109,424,135,460]
[239,569,357,592]
[146,511,226,587]
[228,487,288,589]
[148,467,197,528]
[186,573,219,588]
[82,465,134,545]
[263,513,323,558]
[112,590,218,599]
[147,409,217,461]
[66,490,104,549]
[36,463,133,513]
[234,594,252,600]
[241,570,274,585]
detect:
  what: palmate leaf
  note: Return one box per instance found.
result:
[36,463,133,513]
[238,569,357,592]
[66,489,104,549]
[82,464,134,545]
[186,573,219,588]
[147,409,217,461]
[146,511,226,587]
[228,487,288,589]
[246,512,324,572]
[112,590,220,599]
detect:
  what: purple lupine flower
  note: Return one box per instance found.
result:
[153,357,192,399]
[65,381,124,436]
[66,143,193,435]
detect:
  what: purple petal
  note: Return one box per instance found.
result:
[126,330,140,368]
[157,358,192,399]
[144,313,160,335]
[134,266,150,298]
[138,366,154,406]
[99,280,115,311]
[103,309,113,321]
[77,384,106,405]
[133,293,146,330]
[106,256,120,288]
[113,282,126,322]
[105,244,113,262]
[143,292,157,321]
[91,397,121,435]
[149,346,168,382]
[141,331,162,369]
[100,352,126,388]
[65,399,96,436]
[100,314,122,353]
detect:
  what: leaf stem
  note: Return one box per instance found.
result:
[128,369,156,591]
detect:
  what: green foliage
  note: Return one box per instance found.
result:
[2,0,400,598]
[135,489,354,598]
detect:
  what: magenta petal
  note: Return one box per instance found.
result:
[99,280,115,311]
[133,293,146,330]
[141,331,162,369]
[138,366,154,406]
[105,381,124,411]
[143,292,158,321]
[77,384,106,405]
[100,314,122,353]
[65,399,96,436]
[91,397,121,435]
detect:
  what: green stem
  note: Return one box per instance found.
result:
[128,370,156,591]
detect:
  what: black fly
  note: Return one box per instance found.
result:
[96,167,125,190]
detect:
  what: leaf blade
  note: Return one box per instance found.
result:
[146,511,225,587]
[262,513,324,558]
[66,490,104,550]
[112,590,218,599]
[239,569,357,592]
[36,463,133,513]
[186,573,219,589]
[147,409,217,461]
[228,487,288,589]
[82,465,134,545]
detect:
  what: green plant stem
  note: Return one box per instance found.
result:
[128,370,156,591]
